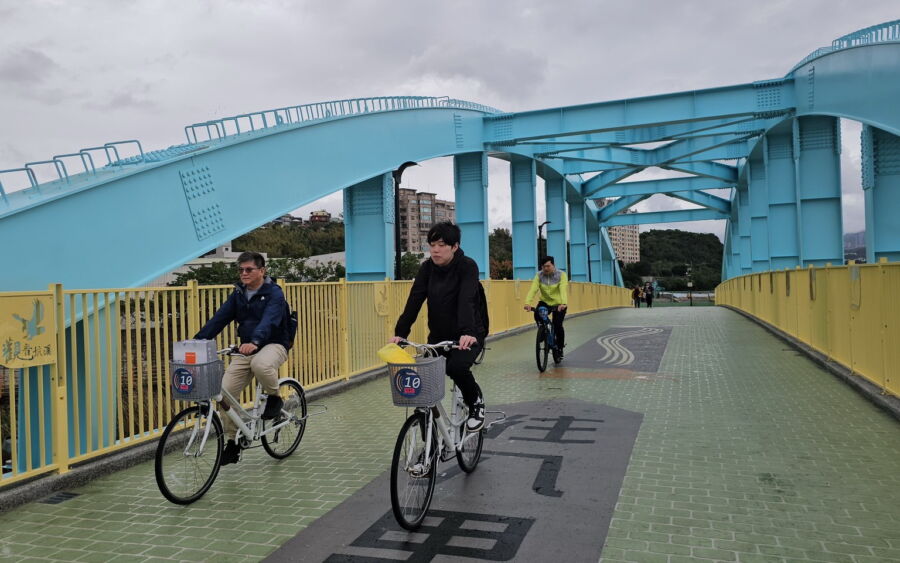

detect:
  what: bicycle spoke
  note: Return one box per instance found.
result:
[155,406,224,505]
[391,413,437,530]
[262,379,307,459]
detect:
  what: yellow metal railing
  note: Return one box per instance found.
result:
[0,279,629,488]
[716,259,899,398]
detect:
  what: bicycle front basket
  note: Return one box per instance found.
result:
[170,359,225,401]
[387,356,446,407]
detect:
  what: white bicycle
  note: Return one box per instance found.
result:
[155,346,316,504]
[386,340,503,530]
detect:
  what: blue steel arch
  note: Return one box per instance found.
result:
[2,20,899,291]
[1,101,502,291]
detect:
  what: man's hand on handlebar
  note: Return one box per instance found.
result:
[389,336,405,344]
[458,335,477,350]
[238,342,259,356]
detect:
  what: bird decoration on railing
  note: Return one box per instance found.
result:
[12,299,45,340]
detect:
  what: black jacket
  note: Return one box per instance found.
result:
[394,249,487,343]
[195,277,292,349]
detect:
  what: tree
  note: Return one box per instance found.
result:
[489,228,513,278]
[400,252,424,280]
[168,262,237,286]
[490,258,513,280]
[631,260,652,276]
[631,229,724,290]
[233,221,345,258]
[168,257,345,286]
[266,257,345,282]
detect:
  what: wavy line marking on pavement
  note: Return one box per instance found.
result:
[596,327,664,366]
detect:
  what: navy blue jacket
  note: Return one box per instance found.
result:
[195,277,291,349]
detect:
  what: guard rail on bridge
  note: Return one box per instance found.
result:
[716,259,899,398]
[0,279,628,489]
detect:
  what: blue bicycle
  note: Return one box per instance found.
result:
[533,306,562,372]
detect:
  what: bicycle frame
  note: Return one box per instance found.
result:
[418,386,480,466]
[537,307,555,347]
[187,379,295,453]
[229,385,294,442]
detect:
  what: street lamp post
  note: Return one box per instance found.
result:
[537,220,551,259]
[392,161,418,280]
[587,243,597,283]
[686,261,693,306]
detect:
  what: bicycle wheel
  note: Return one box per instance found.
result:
[535,325,549,372]
[262,379,307,459]
[456,421,484,473]
[155,405,224,505]
[391,411,438,531]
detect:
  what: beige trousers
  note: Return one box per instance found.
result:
[219,343,288,438]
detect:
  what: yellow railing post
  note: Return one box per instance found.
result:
[187,279,200,338]
[277,279,289,379]
[339,278,350,380]
[50,283,70,475]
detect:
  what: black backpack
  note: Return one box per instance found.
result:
[477,282,490,337]
[284,302,298,350]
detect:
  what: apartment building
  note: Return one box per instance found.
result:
[398,188,456,253]
[595,199,641,264]
[308,210,332,224]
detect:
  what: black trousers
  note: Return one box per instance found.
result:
[437,341,483,408]
[533,301,566,349]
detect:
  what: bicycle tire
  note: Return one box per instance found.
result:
[391,411,438,531]
[456,422,484,473]
[262,379,308,459]
[155,405,224,505]
[535,325,549,372]
[552,345,563,365]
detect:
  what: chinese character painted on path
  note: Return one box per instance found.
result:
[326,509,534,562]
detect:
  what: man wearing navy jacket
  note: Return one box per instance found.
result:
[195,251,293,465]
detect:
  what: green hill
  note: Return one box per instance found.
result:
[621,229,723,290]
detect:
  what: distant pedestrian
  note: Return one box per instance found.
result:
[631,285,643,308]
[644,282,654,308]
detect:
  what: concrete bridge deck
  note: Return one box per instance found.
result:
[0,305,898,562]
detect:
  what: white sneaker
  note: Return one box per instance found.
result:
[465,399,485,432]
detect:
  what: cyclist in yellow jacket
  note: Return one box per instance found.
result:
[524,256,569,360]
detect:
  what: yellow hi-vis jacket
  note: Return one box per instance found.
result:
[525,271,569,307]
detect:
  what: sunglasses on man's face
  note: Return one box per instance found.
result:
[239,267,261,274]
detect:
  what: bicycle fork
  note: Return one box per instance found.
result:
[184,405,216,457]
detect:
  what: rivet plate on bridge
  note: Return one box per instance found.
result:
[180,165,225,241]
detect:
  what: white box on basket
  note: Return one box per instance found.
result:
[173,339,217,364]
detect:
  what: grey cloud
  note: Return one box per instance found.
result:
[0,48,60,85]
[102,91,157,111]
[407,43,548,103]
[82,78,158,111]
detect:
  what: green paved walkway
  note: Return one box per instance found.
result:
[1,306,899,562]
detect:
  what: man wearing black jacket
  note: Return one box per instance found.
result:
[391,222,488,432]
[194,251,292,464]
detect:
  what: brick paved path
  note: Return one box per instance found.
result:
[0,306,898,562]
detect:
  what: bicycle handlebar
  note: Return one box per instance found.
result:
[397,339,457,350]
[218,345,255,357]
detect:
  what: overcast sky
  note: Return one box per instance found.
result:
[3,0,896,242]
